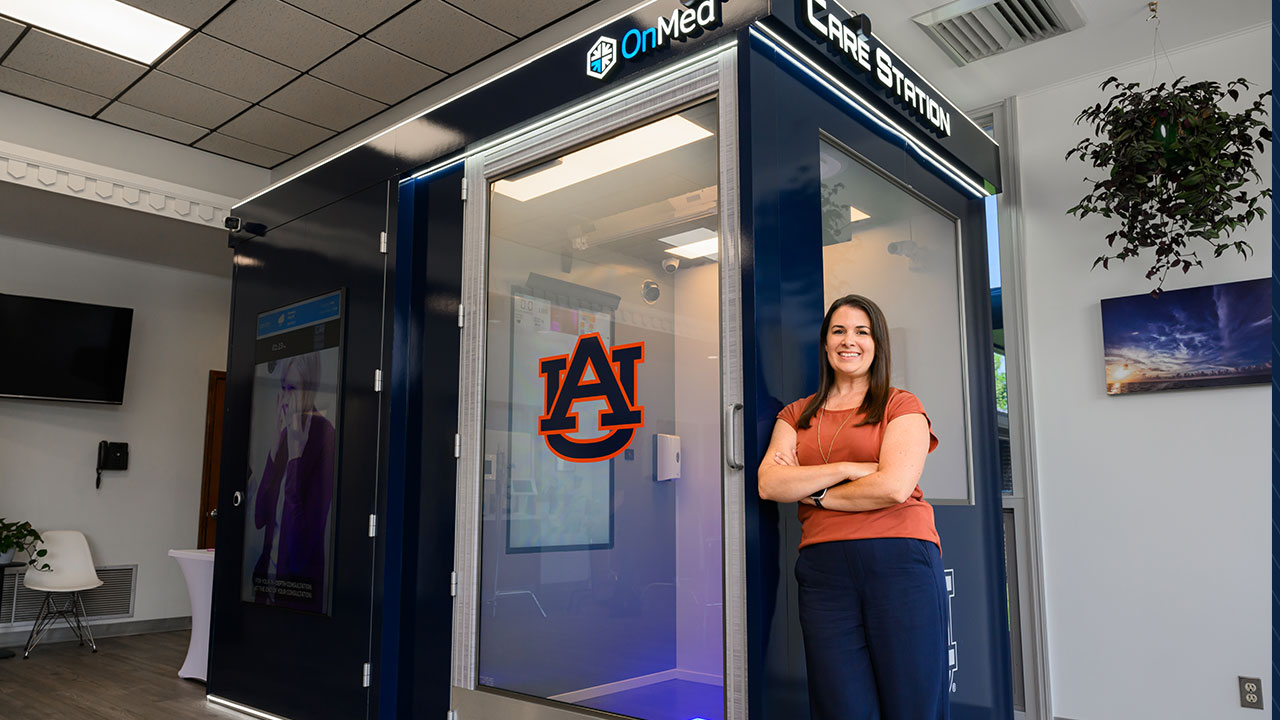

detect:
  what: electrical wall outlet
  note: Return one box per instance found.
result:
[1238,676,1263,709]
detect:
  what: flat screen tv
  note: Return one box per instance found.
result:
[0,293,134,404]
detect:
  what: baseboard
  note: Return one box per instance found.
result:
[0,615,191,649]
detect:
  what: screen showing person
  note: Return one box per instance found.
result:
[241,291,343,614]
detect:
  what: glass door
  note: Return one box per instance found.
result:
[452,52,744,720]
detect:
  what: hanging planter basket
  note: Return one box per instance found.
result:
[1065,76,1272,294]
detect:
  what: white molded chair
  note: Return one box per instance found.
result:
[22,530,103,658]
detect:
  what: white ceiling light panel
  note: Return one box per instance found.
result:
[493,115,713,202]
[0,0,189,64]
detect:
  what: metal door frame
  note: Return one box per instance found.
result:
[451,41,746,720]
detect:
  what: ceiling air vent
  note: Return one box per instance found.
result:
[913,0,1085,66]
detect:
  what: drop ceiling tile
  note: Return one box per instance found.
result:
[99,102,208,144]
[119,71,250,128]
[205,0,355,71]
[3,30,147,98]
[0,67,109,116]
[119,0,229,28]
[160,33,298,102]
[310,39,443,105]
[196,133,290,167]
[448,0,593,37]
[369,0,514,73]
[282,0,415,34]
[261,75,386,131]
[0,17,22,56]
[219,106,333,155]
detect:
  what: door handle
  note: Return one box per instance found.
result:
[724,402,744,469]
[232,491,243,507]
[208,508,218,519]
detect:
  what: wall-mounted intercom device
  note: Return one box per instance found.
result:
[96,441,128,489]
[653,433,680,482]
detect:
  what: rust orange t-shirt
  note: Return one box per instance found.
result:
[777,388,941,550]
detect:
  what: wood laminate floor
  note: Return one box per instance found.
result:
[0,631,247,720]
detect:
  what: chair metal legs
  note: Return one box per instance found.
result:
[23,591,97,658]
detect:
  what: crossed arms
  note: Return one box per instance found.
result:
[756,413,931,512]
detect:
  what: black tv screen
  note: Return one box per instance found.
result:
[0,293,134,404]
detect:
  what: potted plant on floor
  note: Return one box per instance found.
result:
[0,518,50,570]
[1065,76,1272,294]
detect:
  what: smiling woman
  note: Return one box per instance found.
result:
[0,0,189,63]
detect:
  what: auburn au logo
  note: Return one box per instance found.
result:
[538,333,644,462]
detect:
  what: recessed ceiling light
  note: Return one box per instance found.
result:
[658,227,716,247]
[659,227,719,259]
[0,0,189,64]
[493,114,712,201]
[849,205,871,222]
[664,237,718,259]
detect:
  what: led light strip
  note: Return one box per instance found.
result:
[400,157,465,185]
[236,0,661,208]
[749,24,990,199]
[207,695,292,720]
[404,40,734,184]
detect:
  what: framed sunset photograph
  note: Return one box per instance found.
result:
[1100,278,1270,395]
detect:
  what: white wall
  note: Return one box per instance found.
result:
[1015,24,1270,720]
[0,93,266,201]
[0,233,231,626]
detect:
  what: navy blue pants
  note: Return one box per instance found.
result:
[796,538,950,720]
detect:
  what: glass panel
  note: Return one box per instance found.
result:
[818,138,971,503]
[478,101,724,720]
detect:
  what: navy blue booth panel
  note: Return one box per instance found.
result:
[739,28,1012,720]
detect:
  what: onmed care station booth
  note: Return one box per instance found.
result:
[207,2,1012,719]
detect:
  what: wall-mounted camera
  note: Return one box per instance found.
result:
[225,216,268,248]
[641,279,661,305]
[661,258,680,274]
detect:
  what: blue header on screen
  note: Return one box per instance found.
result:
[256,291,342,339]
[0,293,133,404]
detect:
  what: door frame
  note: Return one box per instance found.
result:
[450,42,747,720]
[197,370,226,549]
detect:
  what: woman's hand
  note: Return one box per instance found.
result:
[774,446,798,467]
[813,413,931,511]
[758,420,871,503]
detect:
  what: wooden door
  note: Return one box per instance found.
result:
[198,370,226,548]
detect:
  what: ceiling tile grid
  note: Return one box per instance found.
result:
[0,0,598,168]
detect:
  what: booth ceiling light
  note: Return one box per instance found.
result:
[849,206,871,222]
[665,237,719,259]
[493,116,712,201]
[660,227,718,259]
[748,24,989,199]
[0,0,189,64]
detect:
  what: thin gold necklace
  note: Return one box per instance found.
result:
[816,401,855,464]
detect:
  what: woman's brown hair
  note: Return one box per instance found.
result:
[794,294,892,429]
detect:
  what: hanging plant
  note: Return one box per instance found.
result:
[1065,76,1272,294]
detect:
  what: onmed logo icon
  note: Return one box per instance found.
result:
[538,333,644,462]
[586,36,618,80]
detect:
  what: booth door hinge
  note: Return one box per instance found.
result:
[453,433,461,458]
[362,662,372,688]
[374,369,383,392]
[450,571,458,597]
[379,231,387,254]
[447,710,459,720]
[368,514,377,538]
[460,178,468,201]
[457,304,464,328]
